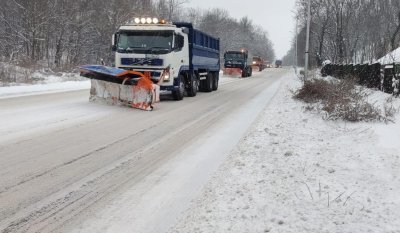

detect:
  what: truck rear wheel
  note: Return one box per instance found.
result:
[212,72,219,91]
[172,75,185,100]
[187,74,198,97]
[202,72,213,92]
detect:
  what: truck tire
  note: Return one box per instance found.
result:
[212,72,219,91]
[249,67,253,77]
[172,75,185,100]
[241,69,246,78]
[187,74,198,97]
[242,67,248,78]
[202,72,213,92]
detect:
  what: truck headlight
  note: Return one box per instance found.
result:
[162,68,170,82]
[253,61,257,64]
[163,74,170,81]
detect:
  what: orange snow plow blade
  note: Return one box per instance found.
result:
[251,65,261,72]
[223,68,242,77]
[80,65,160,111]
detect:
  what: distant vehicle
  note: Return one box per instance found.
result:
[252,56,266,71]
[275,60,283,68]
[223,49,253,77]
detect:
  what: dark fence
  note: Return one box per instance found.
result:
[321,62,400,94]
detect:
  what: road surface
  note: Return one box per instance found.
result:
[0,69,288,233]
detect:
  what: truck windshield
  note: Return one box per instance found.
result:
[225,53,245,60]
[117,30,173,54]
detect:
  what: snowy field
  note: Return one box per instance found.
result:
[170,72,400,233]
[0,71,90,99]
[0,81,90,99]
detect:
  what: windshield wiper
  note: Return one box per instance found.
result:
[118,46,146,53]
[127,46,147,51]
[148,47,171,53]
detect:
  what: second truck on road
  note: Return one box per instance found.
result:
[223,49,253,78]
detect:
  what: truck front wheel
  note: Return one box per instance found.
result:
[173,75,185,100]
[242,68,248,78]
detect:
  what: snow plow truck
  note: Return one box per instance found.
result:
[223,49,253,78]
[80,18,220,111]
[252,56,266,71]
[275,60,283,68]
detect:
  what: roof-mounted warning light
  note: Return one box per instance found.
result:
[129,17,168,25]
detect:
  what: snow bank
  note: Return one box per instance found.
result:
[0,63,89,98]
[0,81,90,99]
[170,74,400,233]
[377,47,400,64]
[362,89,400,149]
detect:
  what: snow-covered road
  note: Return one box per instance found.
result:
[0,69,286,232]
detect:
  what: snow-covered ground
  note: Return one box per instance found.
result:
[170,72,400,233]
[4,69,397,232]
[0,81,90,99]
[377,47,400,64]
[0,70,90,99]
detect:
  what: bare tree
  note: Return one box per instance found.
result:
[0,0,275,70]
[286,0,400,66]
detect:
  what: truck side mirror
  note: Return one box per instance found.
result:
[178,36,184,48]
[112,33,118,51]
[182,27,189,34]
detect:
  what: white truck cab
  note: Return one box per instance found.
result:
[113,19,189,90]
[112,18,220,100]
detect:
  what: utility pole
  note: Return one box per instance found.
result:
[305,0,311,80]
[295,17,298,75]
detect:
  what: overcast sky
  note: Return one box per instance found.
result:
[186,0,297,59]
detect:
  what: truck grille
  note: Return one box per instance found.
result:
[121,58,164,66]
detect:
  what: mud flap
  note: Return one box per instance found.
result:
[252,65,261,72]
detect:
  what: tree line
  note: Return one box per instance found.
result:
[283,0,400,67]
[0,0,275,70]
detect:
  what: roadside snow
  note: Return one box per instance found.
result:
[170,72,400,233]
[0,69,89,99]
[0,81,90,99]
[377,47,400,64]
[375,121,400,149]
